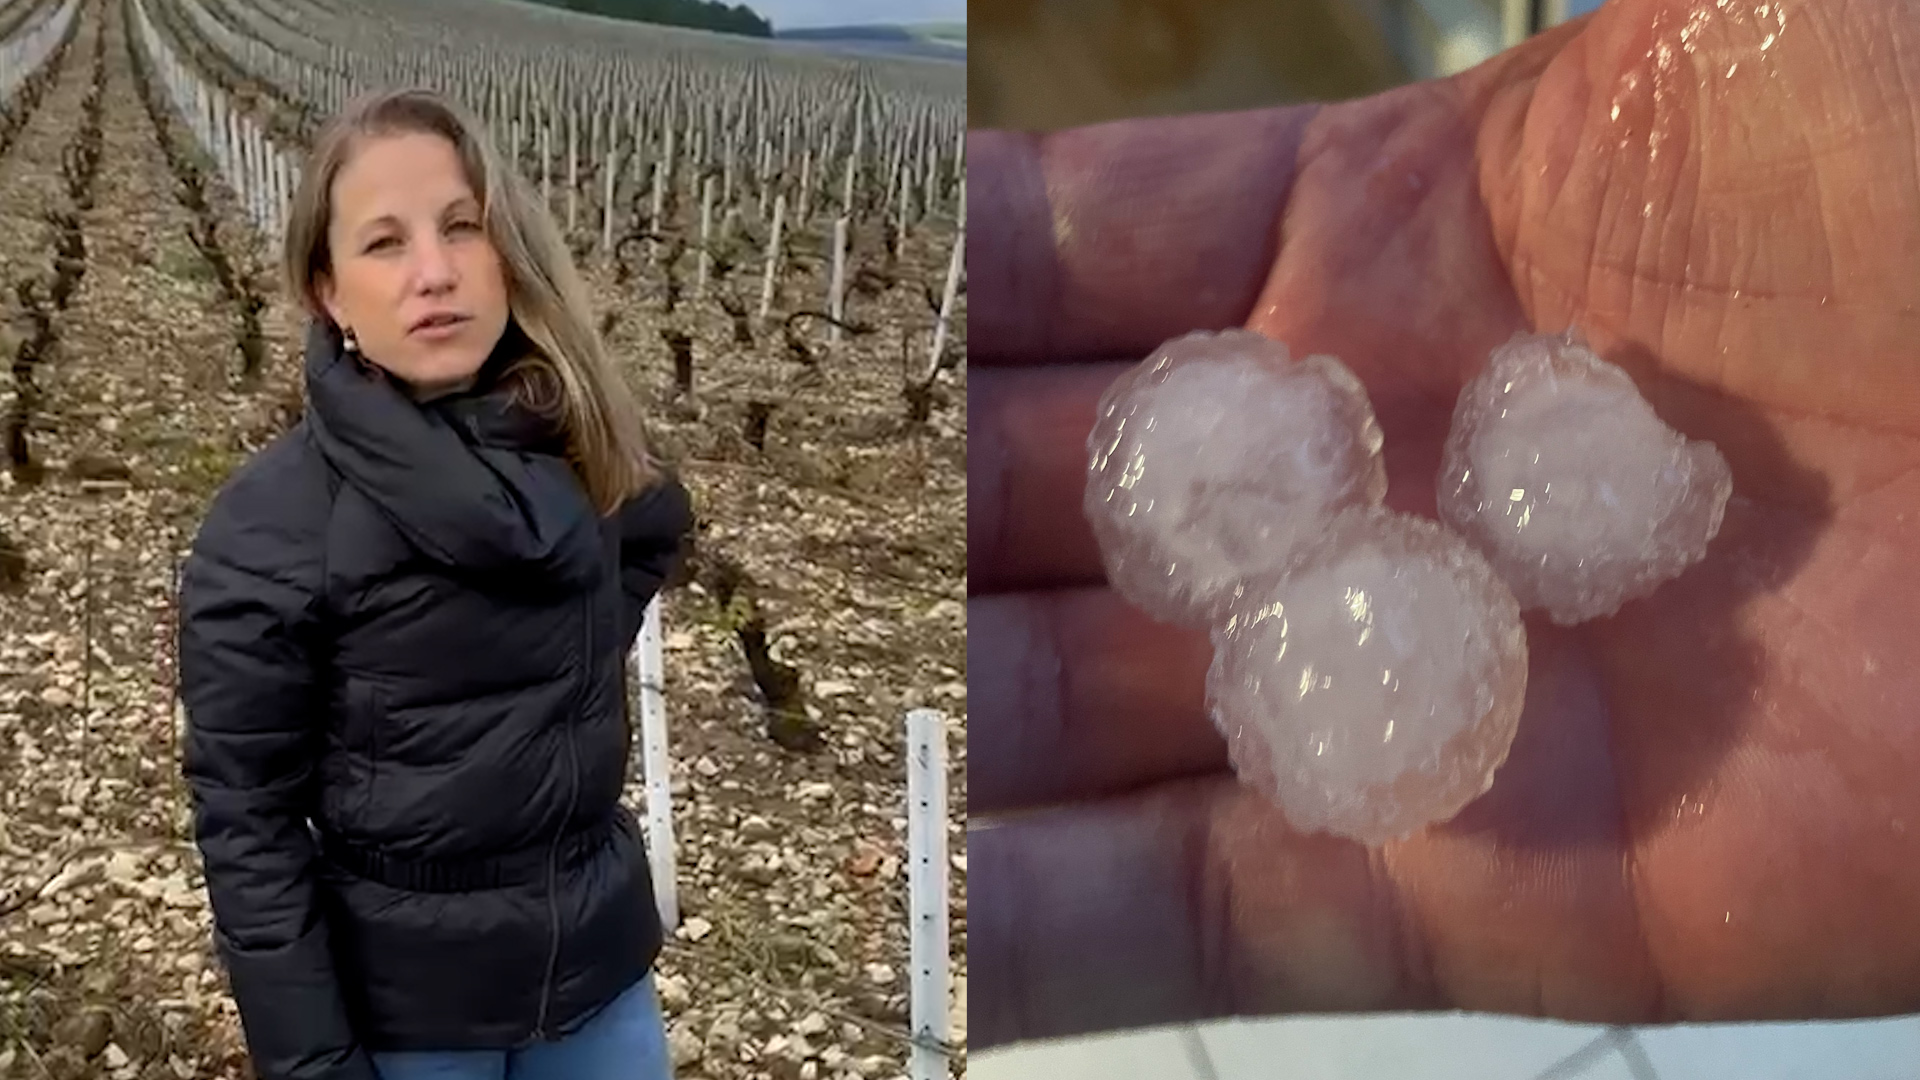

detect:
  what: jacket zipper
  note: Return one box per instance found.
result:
[531,597,591,1039]
[350,680,382,833]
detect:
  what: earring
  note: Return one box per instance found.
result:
[342,328,379,378]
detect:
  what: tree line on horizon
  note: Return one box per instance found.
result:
[516,0,773,37]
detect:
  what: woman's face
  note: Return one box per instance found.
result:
[317,131,510,397]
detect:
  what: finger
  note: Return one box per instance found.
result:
[963,14,1587,370]
[968,778,1656,1051]
[968,777,1432,1049]
[968,628,1666,1049]
[967,587,1223,815]
[962,550,1619,816]
[970,107,1315,366]
[967,362,1461,596]
[967,363,1113,596]
[965,348,1843,596]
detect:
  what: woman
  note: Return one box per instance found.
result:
[176,87,691,1080]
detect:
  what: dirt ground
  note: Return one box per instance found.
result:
[0,2,966,1078]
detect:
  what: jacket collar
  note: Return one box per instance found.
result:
[301,318,603,589]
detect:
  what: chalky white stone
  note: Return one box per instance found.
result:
[1084,329,1387,625]
[1438,331,1733,625]
[1206,507,1529,844]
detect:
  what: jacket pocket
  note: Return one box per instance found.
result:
[344,679,386,833]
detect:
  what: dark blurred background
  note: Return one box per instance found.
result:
[970,0,1606,131]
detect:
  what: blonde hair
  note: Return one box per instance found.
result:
[283,86,659,513]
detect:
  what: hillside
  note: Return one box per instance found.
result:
[775,23,964,62]
[515,0,773,36]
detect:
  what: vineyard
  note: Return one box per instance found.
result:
[0,0,966,1077]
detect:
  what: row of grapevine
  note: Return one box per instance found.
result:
[151,0,962,244]
[133,0,295,243]
[0,0,81,103]
[137,0,966,376]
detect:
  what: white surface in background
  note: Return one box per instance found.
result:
[968,1014,1920,1080]
[968,1027,1214,1080]
[756,0,965,30]
[1635,1019,1920,1079]
[1202,1013,1600,1079]
[1413,0,1506,73]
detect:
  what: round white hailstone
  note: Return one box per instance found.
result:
[1084,329,1388,626]
[1438,330,1733,625]
[1206,506,1528,845]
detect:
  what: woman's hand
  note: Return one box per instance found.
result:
[969,0,1920,1049]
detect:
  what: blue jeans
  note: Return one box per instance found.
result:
[370,974,673,1079]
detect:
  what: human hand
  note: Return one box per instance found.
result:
[968,0,1920,1049]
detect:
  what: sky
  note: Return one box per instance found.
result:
[747,0,964,30]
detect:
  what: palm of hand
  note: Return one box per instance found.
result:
[970,0,1920,1047]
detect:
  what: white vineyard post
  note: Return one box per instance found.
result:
[601,146,618,254]
[255,124,266,229]
[681,123,696,212]
[952,123,965,216]
[221,105,236,195]
[628,96,643,181]
[632,596,678,930]
[779,112,792,190]
[686,124,703,217]
[796,144,812,226]
[566,101,579,234]
[248,122,263,228]
[263,143,274,236]
[274,151,289,243]
[661,123,676,210]
[241,121,254,228]
[757,191,784,323]
[885,136,902,230]
[695,174,714,300]
[893,153,909,240]
[840,111,860,219]
[589,102,602,172]
[648,158,665,262]
[227,109,240,200]
[922,124,938,222]
[925,180,964,382]
[230,108,246,223]
[755,135,770,221]
[540,117,552,210]
[229,111,241,206]
[828,214,848,349]
[210,90,224,180]
[630,101,648,202]
[905,709,950,1080]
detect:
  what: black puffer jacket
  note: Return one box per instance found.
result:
[177,321,693,1080]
